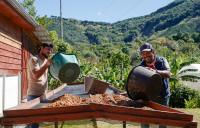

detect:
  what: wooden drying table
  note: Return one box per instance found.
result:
[0,82,197,128]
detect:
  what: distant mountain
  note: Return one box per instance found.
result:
[46,0,200,46]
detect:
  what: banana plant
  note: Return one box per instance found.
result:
[169,53,200,89]
[76,60,96,82]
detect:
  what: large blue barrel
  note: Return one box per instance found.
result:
[49,52,80,83]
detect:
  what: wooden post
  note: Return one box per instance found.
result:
[4,125,13,128]
[18,72,21,105]
[123,121,126,128]
[91,118,97,128]
[55,122,58,128]
[2,73,6,110]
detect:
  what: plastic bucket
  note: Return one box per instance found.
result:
[49,52,80,83]
[126,65,162,101]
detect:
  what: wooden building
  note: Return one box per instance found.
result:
[0,0,52,114]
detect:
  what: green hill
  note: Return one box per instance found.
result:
[46,0,200,46]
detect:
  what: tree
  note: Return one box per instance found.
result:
[48,31,74,53]
[19,0,52,28]
[109,50,131,69]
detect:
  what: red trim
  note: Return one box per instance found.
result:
[0,69,20,75]
[0,0,35,31]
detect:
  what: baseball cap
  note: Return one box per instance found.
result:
[41,42,54,48]
[140,43,153,53]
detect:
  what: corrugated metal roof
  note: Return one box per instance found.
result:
[33,25,52,43]
[191,64,200,71]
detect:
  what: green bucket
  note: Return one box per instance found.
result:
[49,52,80,83]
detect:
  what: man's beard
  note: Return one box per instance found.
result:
[42,52,48,59]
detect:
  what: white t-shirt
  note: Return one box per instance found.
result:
[27,55,48,96]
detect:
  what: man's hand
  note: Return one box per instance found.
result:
[144,67,156,73]
[45,59,52,67]
[32,59,52,79]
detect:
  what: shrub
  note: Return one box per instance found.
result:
[169,84,200,108]
[184,95,200,108]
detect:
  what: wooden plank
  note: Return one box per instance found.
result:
[21,36,30,100]
[0,62,21,70]
[1,112,197,128]
[108,85,125,93]
[1,112,97,125]
[90,103,193,121]
[0,69,20,75]
[67,82,84,85]
[4,105,93,118]
[95,112,197,128]
[0,49,21,59]
[0,56,21,64]
[142,100,185,113]
[4,126,13,128]
[0,42,21,54]
[0,32,21,49]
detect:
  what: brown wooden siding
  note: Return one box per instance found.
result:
[0,13,21,42]
[0,49,21,59]
[0,10,22,76]
[22,29,40,56]
[0,41,21,75]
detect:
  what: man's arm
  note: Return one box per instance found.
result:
[145,59,171,78]
[32,59,52,79]
[156,69,171,78]
[145,67,171,78]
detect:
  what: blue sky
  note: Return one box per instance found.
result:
[19,0,175,23]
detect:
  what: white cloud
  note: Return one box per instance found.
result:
[98,12,101,16]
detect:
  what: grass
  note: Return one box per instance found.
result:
[40,108,200,128]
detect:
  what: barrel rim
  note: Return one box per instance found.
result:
[126,65,162,101]
[126,65,141,100]
[58,62,80,83]
[48,51,79,80]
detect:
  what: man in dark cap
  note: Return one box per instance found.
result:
[140,43,171,128]
[27,42,53,128]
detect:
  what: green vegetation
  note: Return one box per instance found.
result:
[47,0,200,46]
[170,84,200,108]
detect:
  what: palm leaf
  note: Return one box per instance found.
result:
[85,63,95,75]
[178,69,198,75]
[181,75,200,81]
[180,60,198,69]
[169,77,178,82]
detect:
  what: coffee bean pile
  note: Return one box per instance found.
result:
[43,94,153,110]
